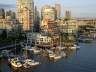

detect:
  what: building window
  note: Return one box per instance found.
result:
[40,38,43,41]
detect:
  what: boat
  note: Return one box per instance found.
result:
[47,50,55,58]
[23,62,31,68]
[31,47,41,54]
[49,53,55,59]
[48,51,62,60]
[56,46,66,50]
[22,38,40,68]
[69,44,80,50]
[9,53,15,58]
[23,59,40,67]
[23,46,41,54]
[1,50,10,58]
[9,58,22,68]
[60,51,66,57]
[8,40,22,68]
[53,54,62,60]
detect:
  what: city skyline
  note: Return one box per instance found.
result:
[0,0,96,18]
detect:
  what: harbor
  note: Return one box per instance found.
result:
[0,0,96,72]
[0,43,96,72]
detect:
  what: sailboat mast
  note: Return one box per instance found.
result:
[15,40,16,56]
[26,34,28,59]
[60,33,61,47]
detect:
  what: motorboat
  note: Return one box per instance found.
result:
[49,53,55,59]
[56,46,66,50]
[9,53,15,58]
[60,51,66,57]
[23,46,41,54]
[23,59,40,67]
[9,58,22,68]
[31,47,41,54]
[69,44,80,50]
[1,50,10,58]
[23,62,31,68]
[53,54,62,60]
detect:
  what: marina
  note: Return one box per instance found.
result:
[0,0,96,72]
[0,43,96,72]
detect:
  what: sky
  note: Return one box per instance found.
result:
[0,0,96,18]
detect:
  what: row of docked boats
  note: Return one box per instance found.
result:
[0,42,80,69]
[22,44,80,54]
[8,43,40,69]
[22,44,80,61]
[69,44,80,50]
[48,50,66,60]
[9,57,40,68]
[23,46,41,54]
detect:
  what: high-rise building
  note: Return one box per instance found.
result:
[41,5,57,34]
[0,8,5,19]
[41,5,56,21]
[22,7,31,31]
[65,10,71,20]
[34,6,40,32]
[55,4,61,18]
[16,0,34,32]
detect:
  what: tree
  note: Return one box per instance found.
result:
[1,30,7,38]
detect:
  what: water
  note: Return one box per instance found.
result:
[0,43,96,72]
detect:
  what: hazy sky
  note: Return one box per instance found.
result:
[0,0,96,18]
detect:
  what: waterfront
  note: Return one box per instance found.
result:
[0,43,96,72]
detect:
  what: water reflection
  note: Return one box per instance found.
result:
[0,47,78,72]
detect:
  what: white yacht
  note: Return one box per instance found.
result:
[9,58,22,68]
[49,53,55,59]
[70,44,80,50]
[60,51,66,57]
[23,59,40,67]
[53,54,62,60]
[23,46,41,54]
[56,46,66,50]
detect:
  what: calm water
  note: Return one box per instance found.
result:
[0,43,96,72]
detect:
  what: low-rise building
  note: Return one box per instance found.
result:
[36,34,52,48]
[58,19,78,34]
[0,19,20,36]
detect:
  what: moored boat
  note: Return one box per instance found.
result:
[23,59,40,67]
[53,55,62,60]
[69,44,80,50]
[49,53,55,59]
[31,47,41,54]
[9,58,22,68]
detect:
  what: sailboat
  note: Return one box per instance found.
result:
[57,34,66,50]
[23,37,40,68]
[23,41,41,55]
[9,40,22,68]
